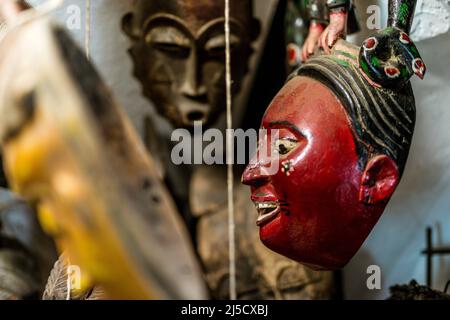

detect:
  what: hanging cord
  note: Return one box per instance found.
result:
[225,0,236,301]
[85,0,90,59]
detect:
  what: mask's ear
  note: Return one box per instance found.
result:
[122,12,140,40]
[359,155,399,205]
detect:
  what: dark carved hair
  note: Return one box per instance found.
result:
[290,44,416,176]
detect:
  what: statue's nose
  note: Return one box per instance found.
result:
[180,48,207,99]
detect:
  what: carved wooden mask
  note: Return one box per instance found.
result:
[122,0,260,127]
[242,0,424,271]
[242,41,416,270]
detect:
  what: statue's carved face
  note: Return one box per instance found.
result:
[242,76,399,270]
[123,0,259,127]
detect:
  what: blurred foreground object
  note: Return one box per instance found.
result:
[0,0,58,301]
[0,7,206,299]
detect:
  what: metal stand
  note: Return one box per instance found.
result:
[421,227,450,288]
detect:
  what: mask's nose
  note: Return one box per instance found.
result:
[242,132,281,186]
[242,158,272,187]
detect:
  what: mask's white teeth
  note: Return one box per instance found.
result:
[255,202,281,227]
[255,202,278,210]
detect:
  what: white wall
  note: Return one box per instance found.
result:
[28,0,151,135]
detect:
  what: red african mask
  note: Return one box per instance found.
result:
[242,41,417,270]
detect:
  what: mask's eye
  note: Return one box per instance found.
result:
[275,138,298,155]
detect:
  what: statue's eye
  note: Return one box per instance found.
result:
[145,27,191,58]
[151,42,190,57]
[204,34,240,57]
[275,139,298,155]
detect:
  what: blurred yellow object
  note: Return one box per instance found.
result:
[0,17,206,299]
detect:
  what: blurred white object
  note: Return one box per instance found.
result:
[411,0,450,41]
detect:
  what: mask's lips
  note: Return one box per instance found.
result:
[254,201,280,227]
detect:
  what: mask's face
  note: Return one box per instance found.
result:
[242,76,399,270]
[123,0,258,127]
